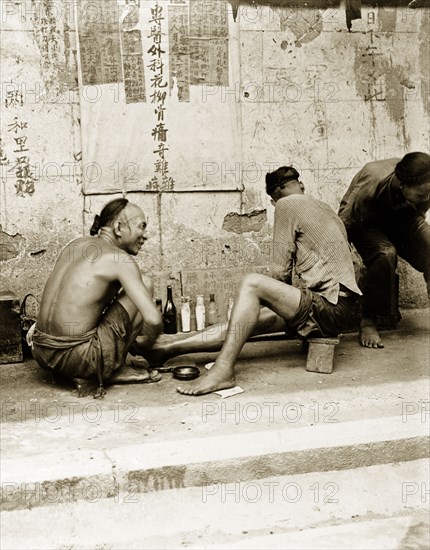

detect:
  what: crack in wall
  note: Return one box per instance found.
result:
[222,209,267,234]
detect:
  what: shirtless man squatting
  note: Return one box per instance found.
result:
[31,198,163,397]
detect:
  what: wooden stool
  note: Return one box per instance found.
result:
[302,337,340,374]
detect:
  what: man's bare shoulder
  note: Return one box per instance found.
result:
[62,236,137,267]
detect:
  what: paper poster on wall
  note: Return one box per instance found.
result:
[76,0,242,194]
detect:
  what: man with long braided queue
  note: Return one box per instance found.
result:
[31,198,162,397]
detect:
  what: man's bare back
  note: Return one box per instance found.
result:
[37,237,124,337]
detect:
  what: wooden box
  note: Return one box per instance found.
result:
[0,292,23,364]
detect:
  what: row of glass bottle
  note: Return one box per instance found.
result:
[157,285,234,334]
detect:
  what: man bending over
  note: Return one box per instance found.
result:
[338,152,430,348]
[32,198,162,397]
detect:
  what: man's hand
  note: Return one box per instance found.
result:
[142,315,163,349]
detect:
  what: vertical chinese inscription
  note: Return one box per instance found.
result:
[31,0,61,93]
[78,0,122,85]
[147,2,175,191]
[4,90,37,196]
[189,0,229,86]
[122,29,146,104]
[168,3,190,101]
[189,39,210,85]
[189,0,211,37]
[208,38,229,86]
[362,31,385,102]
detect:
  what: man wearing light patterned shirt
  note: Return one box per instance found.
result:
[148,166,362,396]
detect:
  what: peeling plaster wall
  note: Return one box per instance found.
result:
[1,1,429,309]
[236,2,429,308]
[1,0,82,299]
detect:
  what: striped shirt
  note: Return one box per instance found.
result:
[272,194,362,305]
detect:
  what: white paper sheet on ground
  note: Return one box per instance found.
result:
[204,364,245,397]
[214,386,245,398]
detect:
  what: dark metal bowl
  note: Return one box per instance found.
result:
[172,366,200,380]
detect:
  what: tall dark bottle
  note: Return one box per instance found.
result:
[163,285,177,334]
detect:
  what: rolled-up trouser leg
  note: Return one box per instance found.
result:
[388,214,430,297]
[349,226,399,320]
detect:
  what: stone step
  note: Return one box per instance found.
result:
[208,515,430,550]
[1,414,428,512]
[1,460,428,550]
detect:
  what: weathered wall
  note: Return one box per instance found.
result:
[1,1,429,311]
[1,0,82,300]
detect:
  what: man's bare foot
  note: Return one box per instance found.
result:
[109,365,162,384]
[176,365,235,396]
[126,353,150,370]
[360,319,384,349]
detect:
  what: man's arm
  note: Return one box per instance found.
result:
[114,257,162,345]
[270,198,296,284]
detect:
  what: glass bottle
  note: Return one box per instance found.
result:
[195,294,206,331]
[207,293,218,326]
[180,296,191,333]
[163,285,177,334]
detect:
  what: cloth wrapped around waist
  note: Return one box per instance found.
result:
[32,326,97,350]
[31,302,132,385]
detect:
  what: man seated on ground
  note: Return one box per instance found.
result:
[147,166,362,396]
[338,152,430,349]
[31,198,163,397]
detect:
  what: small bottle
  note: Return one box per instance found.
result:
[195,294,206,331]
[180,296,191,333]
[207,293,217,326]
[190,298,197,331]
[163,285,177,334]
[227,295,234,321]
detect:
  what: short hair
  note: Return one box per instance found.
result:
[265,166,300,196]
[395,152,430,187]
[90,198,129,235]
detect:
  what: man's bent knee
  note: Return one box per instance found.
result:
[239,273,265,292]
[372,246,397,268]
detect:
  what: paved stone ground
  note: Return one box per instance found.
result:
[1,308,429,453]
[0,308,429,549]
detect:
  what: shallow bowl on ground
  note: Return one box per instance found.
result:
[172,366,200,380]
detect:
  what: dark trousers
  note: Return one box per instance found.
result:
[349,212,430,322]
